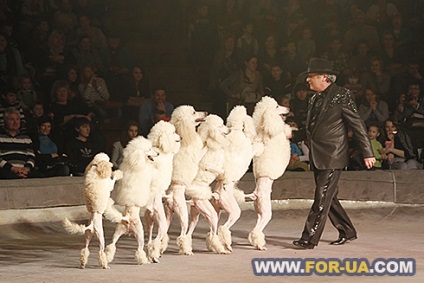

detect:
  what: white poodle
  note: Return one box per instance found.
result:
[144,121,181,263]
[212,106,263,252]
[62,152,124,269]
[248,96,292,250]
[166,105,207,255]
[105,136,159,265]
[185,114,230,254]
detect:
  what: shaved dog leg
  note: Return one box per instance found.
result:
[194,198,219,235]
[92,212,104,251]
[253,177,273,232]
[220,183,241,230]
[187,205,200,237]
[153,195,168,242]
[145,209,154,245]
[172,185,189,237]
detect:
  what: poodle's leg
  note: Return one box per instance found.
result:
[186,204,200,237]
[148,195,168,263]
[171,185,192,255]
[161,195,174,255]
[105,208,130,263]
[194,198,229,254]
[91,212,109,269]
[80,230,94,269]
[104,198,128,223]
[216,182,241,252]
[132,206,149,265]
[248,177,273,251]
[144,209,154,245]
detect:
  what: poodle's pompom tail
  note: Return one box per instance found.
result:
[161,234,170,255]
[63,218,88,235]
[80,247,90,269]
[185,184,213,200]
[98,250,109,269]
[135,249,149,265]
[233,187,246,205]
[206,232,230,254]
[218,225,233,252]
[105,244,116,263]
[177,235,193,255]
[148,238,162,263]
[248,228,267,251]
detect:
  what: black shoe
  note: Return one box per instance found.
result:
[329,236,357,245]
[293,239,315,249]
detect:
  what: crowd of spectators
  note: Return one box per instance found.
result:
[1,0,424,179]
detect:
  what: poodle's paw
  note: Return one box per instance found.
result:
[177,235,193,255]
[98,251,109,269]
[218,226,233,252]
[160,234,170,255]
[105,244,116,263]
[135,249,150,265]
[80,248,90,269]
[206,233,231,254]
[148,239,161,263]
[112,170,123,180]
[248,229,267,251]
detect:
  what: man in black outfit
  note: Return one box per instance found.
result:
[293,58,376,249]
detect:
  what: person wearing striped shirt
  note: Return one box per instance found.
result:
[0,107,44,179]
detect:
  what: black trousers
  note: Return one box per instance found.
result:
[300,168,356,245]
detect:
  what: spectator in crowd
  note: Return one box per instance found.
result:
[344,71,364,104]
[25,101,48,140]
[367,123,383,169]
[257,34,283,74]
[16,74,38,111]
[78,64,110,122]
[122,65,150,122]
[296,25,316,65]
[380,118,422,170]
[281,40,305,85]
[219,54,264,115]
[209,33,240,118]
[139,87,174,137]
[378,31,406,75]
[264,63,292,98]
[389,13,413,55]
[358,86,389,126]
[236,21,259,63]
[76,14,107,51]
[0,86,27,132]
[64,65,82,103]
[321,37,350,80]
[215,0,243,39]
[359,57,392,101]
[65,117,101,175]
[349,39,373,75]
[286,117,310,172]
[0,107,44,179]
[0,33,27,87]
[53,0,78,35]
[290,82,310,127]
[33,116,71,177]
[344,9,381,54]
[365,0,399,29]
[111,120,139,169]
[72,35,103,72]
[392,58,423,109]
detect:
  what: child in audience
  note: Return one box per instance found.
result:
[367,123,383,169]
[111,120,139,169]
[17,75,38,111]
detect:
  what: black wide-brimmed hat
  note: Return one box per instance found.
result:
[303,58,338,75]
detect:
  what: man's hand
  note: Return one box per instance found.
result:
[364,157,376,169]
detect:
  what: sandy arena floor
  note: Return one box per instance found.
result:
[0,202,423,283]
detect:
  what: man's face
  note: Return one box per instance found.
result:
[5,112,20,132]
[271,66,282,80]
[77,124,91,138]
[154,90,166,104]
[306,73,325,92]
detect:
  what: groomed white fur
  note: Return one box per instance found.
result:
[249,96,292,250]
[167,105,207,255]
[106,137,158,265]
[62,153,123,269]
[217,225,232,252]
[186,115,230,255]
[145,121,181,262]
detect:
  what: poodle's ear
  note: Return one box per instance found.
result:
[159,132,172,153]
[263,109,284,137]
[209,128,227,148]
[96,161,112,179]
[84,160,96,175]
[242,115,257,140]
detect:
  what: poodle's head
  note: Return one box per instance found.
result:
[122,136,159,168]
[198,114,230,149]
[85,152,113,179]
[148,120,181,154]
[226,105,257,140]
[252,96,289,137]
[170,105,207,145]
